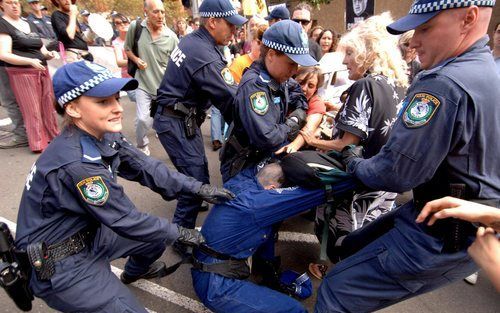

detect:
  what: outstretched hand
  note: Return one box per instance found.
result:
[197,184,236,204]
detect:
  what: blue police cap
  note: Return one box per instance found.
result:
[53,61,138,107]
[262,20,318,67]
[199,0,248,26]
[387,0,496,35]
[265,6,290,21]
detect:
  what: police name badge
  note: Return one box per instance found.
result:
[250,92,269,115]
[402,93,441,128]
[221,68,235,85]
[77,176,109,206]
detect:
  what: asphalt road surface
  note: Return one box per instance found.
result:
[0,97,498,313]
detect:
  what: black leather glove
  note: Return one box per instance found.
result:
[177,225,205,247]
[286,109,307,141]
[341,145,364,168]
[197,184,236,204]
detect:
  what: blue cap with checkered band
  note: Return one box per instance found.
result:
[387,0,496,35]
[199,0,248,26]
[262,20,318,67]
[53,61,138,108]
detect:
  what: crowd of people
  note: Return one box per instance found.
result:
[0,0,499,312]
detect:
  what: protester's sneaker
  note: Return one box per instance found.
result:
[120,261,167,284]
[138,145,150,156]
[464,272,478,285]
[0,137,28,149]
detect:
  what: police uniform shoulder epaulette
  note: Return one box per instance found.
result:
[80,136,102,164]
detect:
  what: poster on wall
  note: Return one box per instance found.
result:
[346,0,375,30]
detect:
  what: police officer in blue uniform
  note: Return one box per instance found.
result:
[192,164,326,313]
[220,20,317,182]
[315,1,500,312]
[154,0,247,230]
[14,61,234,313]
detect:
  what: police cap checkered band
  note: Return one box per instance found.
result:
[57,71,114,106]
[262,38,309,55]
[199,9,238,18]
[409,0,496,14]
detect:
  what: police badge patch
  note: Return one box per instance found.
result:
[77,176,109,206]
[402,93,441,128]
[250,92,269,115]
[221,68,235,85]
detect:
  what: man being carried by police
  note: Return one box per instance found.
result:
[314,1,500,312]
[153,0,247,235]
[220,20,316,183]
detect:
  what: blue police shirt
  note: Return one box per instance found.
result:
[231,62,307,151]
[15,126,203,249]
[347,36,500,199]
[198,167,325,260]
[155,26,237,118]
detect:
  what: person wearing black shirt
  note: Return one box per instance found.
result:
[50,0,92,62]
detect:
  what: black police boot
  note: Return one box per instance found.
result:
[253,256,282,291]
[120,261,167,285]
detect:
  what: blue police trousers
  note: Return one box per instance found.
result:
[32,226,167,313]
[154,113,210,228]
[314,202,478,313]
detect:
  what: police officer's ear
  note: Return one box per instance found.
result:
[65,101,83,119]
[205,17,218,31]
[460,6,479,34]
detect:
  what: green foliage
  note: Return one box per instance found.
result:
[305,0,331,9]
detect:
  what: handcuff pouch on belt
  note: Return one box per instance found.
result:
[161,103,206,139]
[192,245,250,280]
[222,134,264,179]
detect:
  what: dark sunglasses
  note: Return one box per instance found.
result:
[114,20,130,26]
[292,19,311,26]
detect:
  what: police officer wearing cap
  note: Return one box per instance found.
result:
[315,1,500,312]
[265,5,290,25]
[220,20,316,182]
[154,0,247,231]
[14,61,234,313]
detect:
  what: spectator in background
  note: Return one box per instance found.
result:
[175,18,188,39]
[79,9,105,46]
[51,0,93,62]
[264,5,290,26]
[317,29,338,55]
[310,25,323,42]
[189,17,200,32]
[398,30,421,84]
[229,24,267,84]
[0,0,59,151]
[112,13,136,103]
[291,2,322,61]
[493,22,499,74]
[26,0,57,51]
[41,5,49,17]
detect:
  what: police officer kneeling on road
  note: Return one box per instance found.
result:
[11,61,235,313]
[220,20,317,182]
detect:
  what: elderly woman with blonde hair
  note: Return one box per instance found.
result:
[302,12,408,276]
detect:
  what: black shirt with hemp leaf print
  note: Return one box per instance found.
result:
[333,73,405,158]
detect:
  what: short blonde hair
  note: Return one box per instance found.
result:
[339,12,408,88]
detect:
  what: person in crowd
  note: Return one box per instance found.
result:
[51,0,93,62]
[78,9,89,32]
[264,5,290,26]
[398,30,421,84]
[0,0,59,152]
[192,163,326,313]
[79,9,105,46]
[417,197,500,292]
[493,22,499,74]
[235,27,248,56]
[40,5,48,16]
[111,13,135,102]
[276,66,326,154]
[14,60,234,313]
[301,12,408,273]
[229,24,267,84]
[291,2,322,61]
[26,0,57,50]
[317,28,338,55]
[309,25,323,42]
[189,17,200,32]
[220,20,316,182]
[154,0,247,233]
[175,17,188,39]
[125,0,178,156]
[315,1,499,312]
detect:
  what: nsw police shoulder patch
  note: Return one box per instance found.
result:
[221,68,235,85]
[77,176,109,206]
[250,91,269,115]
[402,93,441,128]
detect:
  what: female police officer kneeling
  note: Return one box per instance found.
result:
[14,61,234,313]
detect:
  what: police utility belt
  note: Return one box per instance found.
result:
[26,227,95,281]
[192,244,250,280]
[159,103,206,139]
